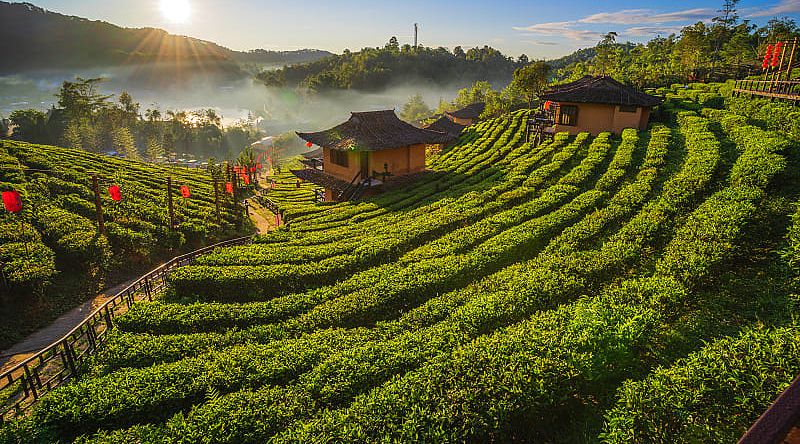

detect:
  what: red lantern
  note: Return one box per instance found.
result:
[180,185,190,198]
[108,185,122,201]
[250,166,256,173]
[243,175,251,185]
[306,141,313,148]
[763,44,773,68]
[543,100,552,110]
[257,163,262,170]
[772,41,783,67]
[2,190,22,213]
[225,182,233,194]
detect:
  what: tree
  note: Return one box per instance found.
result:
[517,54,529,65]
[386,36,400,51]
[594,32,620,75]
[400,94,432,123]
[9,110,49,143]
[146,135,164,161]
[57,77,112,121]
[453,46,466,58]
[713,0,740,28]
[113,127,138,160]
[510,61,550,108]
[455,81,494,108]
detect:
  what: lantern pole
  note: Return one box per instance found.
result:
[213,177,221,223]
[167,176,175,231]
[786,38,798,82]
[91,174,105,235]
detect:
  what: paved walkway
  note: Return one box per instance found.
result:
[0,278,138,372]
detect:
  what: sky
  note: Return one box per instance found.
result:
[19,0,800,59]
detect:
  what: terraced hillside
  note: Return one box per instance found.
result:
[0,141,250,348]
[2,97,800,443]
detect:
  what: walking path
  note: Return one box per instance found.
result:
[0,203,274,374]
[0,277,138,372]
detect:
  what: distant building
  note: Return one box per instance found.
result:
[425,115,466,139]
[539,76,662,135]
[445,102,486,126]
[293,110,450,201]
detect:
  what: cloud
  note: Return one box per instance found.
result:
[513,22,605,42]
[747,0,800,17]
[622,26,685,37]
[513,6,718,43]
[521,40,560,46]
[578,8,714,24]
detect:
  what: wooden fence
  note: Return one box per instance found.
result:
[732,79,800,102]
[0,235,253,422]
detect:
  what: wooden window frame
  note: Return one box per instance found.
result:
[330,150,349,167]
[558,105,579,126]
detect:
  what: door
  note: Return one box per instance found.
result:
[360,151,369,180]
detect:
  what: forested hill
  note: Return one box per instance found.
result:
[0,1,331,74]
[256,43,526,91]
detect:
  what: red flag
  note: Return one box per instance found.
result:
[2,190,22,213]
[225,182,233,194]
[180,185,191,198]
[108,185,122,201]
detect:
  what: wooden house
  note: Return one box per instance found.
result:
[293,110,450,201]
[445,102,485,126]
[539,76,662,135]
[425,115,466,139]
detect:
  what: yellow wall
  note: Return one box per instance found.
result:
[553,102,651,135]
[323,148,360,182]
[369,144,427,177]
[324,144,427,188]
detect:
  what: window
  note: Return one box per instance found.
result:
[619,105,638,113]
[330,150,349,167]
[558,105,579,126]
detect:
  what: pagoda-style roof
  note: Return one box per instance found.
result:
[301,147,322,160]
[290,169,351,193]
[446,102,486,120]
[296,110,450,152]
[540,76,662,107]
[425,116,465,139]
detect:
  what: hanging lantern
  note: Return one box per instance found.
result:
[771,41,783,67]
[225,182,233,194]
[543,100,552,110]
[2,190,22,213]
[180,185,191,198]
[306,141,313,148]
[243,175,251,185]
[257,163,262,170]
[763,44,773,68]
[108,185,122,201]
[250,166,257,173]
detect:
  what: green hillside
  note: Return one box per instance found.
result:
[2,87,800,443]
[0,141,251,348]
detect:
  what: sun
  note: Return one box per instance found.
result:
[159,0,191,24]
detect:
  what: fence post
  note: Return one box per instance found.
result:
[22,366,38,400]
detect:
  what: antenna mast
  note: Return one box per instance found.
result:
[414,23,418,50]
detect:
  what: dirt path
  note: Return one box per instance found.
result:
[0,278,138,372]
[247,198,277,234]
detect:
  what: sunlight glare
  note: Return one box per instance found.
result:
[160,0,191,24]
